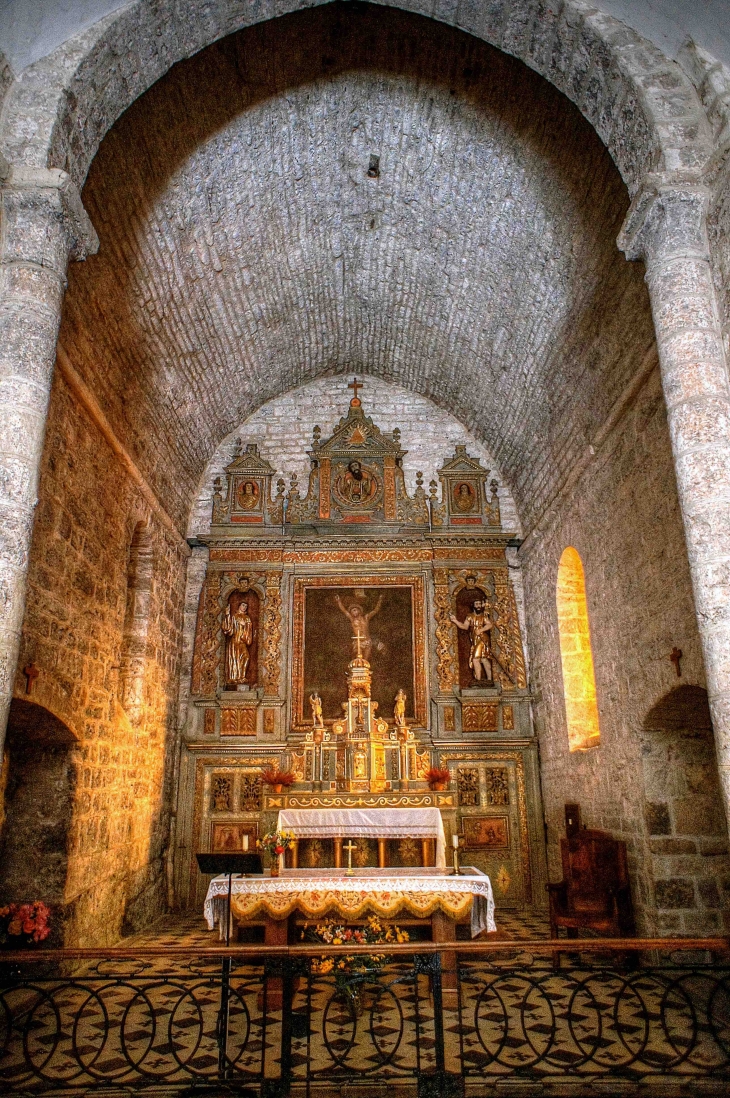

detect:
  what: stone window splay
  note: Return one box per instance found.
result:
[119,522,154,725]
[556,547,601,752]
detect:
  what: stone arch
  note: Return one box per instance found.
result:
[0,0,712,197]
[640,685,729,934]
[0,699,77,932]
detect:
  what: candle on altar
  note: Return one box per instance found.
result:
[452,834,459,848]
[242,834,249,851]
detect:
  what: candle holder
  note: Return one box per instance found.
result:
[452,837,461,876]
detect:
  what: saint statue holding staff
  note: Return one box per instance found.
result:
[222,597,254,685]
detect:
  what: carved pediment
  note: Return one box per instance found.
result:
[210,380,502,532]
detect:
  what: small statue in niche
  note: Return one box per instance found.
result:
[451,598,494,684]
[394,688,408,739]
[310,692,324,739]
[222,593,254,687]
[334,592,383,660]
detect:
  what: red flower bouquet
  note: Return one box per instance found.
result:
[0,902,51,946]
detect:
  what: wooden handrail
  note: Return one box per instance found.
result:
[1,937,727,962]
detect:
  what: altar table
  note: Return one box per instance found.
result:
[204,867,495,939]
[276,807,447,870]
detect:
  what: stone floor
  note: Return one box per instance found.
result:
[122,907,551,949]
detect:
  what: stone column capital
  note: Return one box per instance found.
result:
[617,173,710,268]
[2,166,98,264]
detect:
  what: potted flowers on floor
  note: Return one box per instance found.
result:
[425,766,451,792]
[303,916,410,1015]
[0,902,51,948]
[257,829,296,876]
[261,767,297,795]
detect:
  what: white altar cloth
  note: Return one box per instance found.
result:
[276,807,447,869]
[204,867,496,937]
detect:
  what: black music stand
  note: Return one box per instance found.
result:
[196,852,263,946]
[196,852,262,1084]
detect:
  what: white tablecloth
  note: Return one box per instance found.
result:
[204,868,496,937]
[277,807,447,869]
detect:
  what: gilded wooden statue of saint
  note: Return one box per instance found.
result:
[450,598,494,683]
[222,596,254,685]
[310,692,324,729]
[394,687,407,735]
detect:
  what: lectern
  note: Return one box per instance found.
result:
[196,852,262,946]
[196,852,262,1082]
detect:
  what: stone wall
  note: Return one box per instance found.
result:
[520,366,727,935]
[7,369,187,946]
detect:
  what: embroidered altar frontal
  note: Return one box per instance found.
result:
[204,869,496,937]
[177,381,548,915]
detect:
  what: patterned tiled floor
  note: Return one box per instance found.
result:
[122,907,550,949]
[2,911,728,1090]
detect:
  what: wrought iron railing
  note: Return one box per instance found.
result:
[0,938,728,1095]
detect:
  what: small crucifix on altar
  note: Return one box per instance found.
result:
[343,839,357,876]
[348,377,364,404]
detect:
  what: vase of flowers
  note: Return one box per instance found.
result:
[303,916,410,1013]
[425,766,451,792]
[257,829,296,876]
[261,768,297,795]
[0,902,51,948]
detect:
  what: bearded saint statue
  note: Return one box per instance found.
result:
[222,597,254,685]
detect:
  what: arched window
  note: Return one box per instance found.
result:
[556,547,600,751]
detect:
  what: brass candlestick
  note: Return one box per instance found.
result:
[452,838,461,876]
[343,839,357,876]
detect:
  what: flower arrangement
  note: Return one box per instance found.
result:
[0,902,51,946]
[303,915,410,989]
[425,766,451,790]
[257,830,297,857]
[260,768,296,789]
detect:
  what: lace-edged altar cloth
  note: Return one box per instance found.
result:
[277,807,447,870]
[204,868,496,938]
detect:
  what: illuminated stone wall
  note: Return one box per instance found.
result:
[520,367,727,935]
[8,373,188,947]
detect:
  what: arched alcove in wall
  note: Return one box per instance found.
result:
[0,700,77,936]
[641,685,729,934]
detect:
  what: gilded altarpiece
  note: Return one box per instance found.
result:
[176,386,546,912]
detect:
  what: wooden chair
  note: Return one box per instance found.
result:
[547,827,635,968]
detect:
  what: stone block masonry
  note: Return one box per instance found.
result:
[8,370,188,947]
[520,368,726,936]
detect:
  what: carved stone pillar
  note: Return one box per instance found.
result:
[619,179,730,831]
[0,168,97,753]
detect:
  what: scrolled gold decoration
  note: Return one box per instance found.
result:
[434,570,457,693]
[192,574,222,696]
[263,572,283,695]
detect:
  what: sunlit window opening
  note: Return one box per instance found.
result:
[556,547,601,751]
